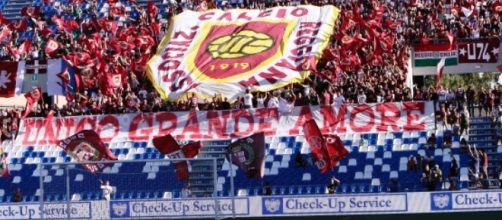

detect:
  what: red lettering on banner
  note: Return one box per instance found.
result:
[276,8,286,18]
[183,111,202,139]
[207,111,231,138]
[129,114,154,142]
[76,116,97,132]
[291,8,308,17]
[161,51,184,60]
[289,106,313,135]
[299,22,322,29]
[297,29,319,36]
[350,105,375,132]
[232,110,254,138]
[96,115,119,143]
[259,67,288,84]
[156,112,178,136]
[238,76,259,87]
[22,119,41,146]
[218,12,232,21]
[321,106,347,133]
[258,10,272,17]
[199,12,214,20]
[173,29,197,40]
[41,118,74,145]
[276,58,297,69]
[403,102,425,130]
[158,60,180,72]
[294,36,315,45]
[376,103,401,132]
[237,12,252,20]
[255,108,278,136]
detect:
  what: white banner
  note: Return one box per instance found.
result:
[147,6,339,100]
[14,102,434,146]
[0,203,91,219]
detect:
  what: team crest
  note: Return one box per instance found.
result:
[110,201,129,218]
[231,143,255,165]
[262,198,283,214]
[430,193,452,210]
[186,20,295,82]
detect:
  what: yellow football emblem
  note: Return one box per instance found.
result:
[207,30,274,59]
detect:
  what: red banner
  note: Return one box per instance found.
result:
[458,38,500,63]
[16,102,434,147]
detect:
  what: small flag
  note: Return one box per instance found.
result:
[58,130,117,173]
[152,134,201,180]
[435,58,446,90]
[227,133,265,178]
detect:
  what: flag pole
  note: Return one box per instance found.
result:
[227,150,236,219]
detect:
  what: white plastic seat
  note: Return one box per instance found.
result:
[364,165,373,173]
[74,174,83,182]
[302,173,311,181]
[383,151,392,159]
[418,137,427,144]
[363,171,372,179]
[338,165,347,173]
[71,194,81,201]
[367,145,376,152]
[270,167,279,175]
[374,158,383,166]
[354,172,363,179]
[366,152,375,159]
[237,189,248,197]
[348,159,357,166]
[147,173,156,179]
[371,178,381,186]
[389,171,398,179]
[434,149,443,156]
[381,164,390,172]
[163,192,173,199]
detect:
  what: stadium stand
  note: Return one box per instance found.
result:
[1,0,502,210]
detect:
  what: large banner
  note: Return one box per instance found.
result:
[147,6,339,101]
[412,38,501,75]
[15,102,434,147]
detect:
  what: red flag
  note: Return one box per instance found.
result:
[58,130,117,173]
[1,156,9,177]
[0,26,11,42]
[435,58,446,90]
[324,134,349,167]
[11,19,28,32]
[0,61,22,98]
[298,56,317,72]
[110,5,125,17]
[52,16,66,31]
[23,87,42,118]
[498,64,502,72]
[446,31,455,50]
[303,119,331,173]
[147,1,159,18]
[45,39,60,56]
[227,133,266,178]
[103,20,119,34]
[0,12,10,25]
[21,6,41,18]
[65,19,80,31]
[152,134,201,180]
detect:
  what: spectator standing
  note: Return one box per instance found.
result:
[100,180,114,201]
[326,176,340,194]
[243,89,254,109]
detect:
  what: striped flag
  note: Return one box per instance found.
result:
[414,43,458,67]
[22,60,48,92]
[435,58,446,90]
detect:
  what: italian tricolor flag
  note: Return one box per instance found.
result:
[413,43,458,67]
